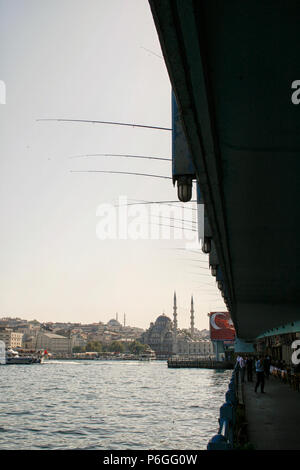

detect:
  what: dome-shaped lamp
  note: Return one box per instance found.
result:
[211,265,217,277]
[177,176,193,202]
[202,237,211,254]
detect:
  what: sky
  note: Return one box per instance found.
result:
[0,0,226,330]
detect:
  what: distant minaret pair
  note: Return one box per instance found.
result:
[173,292,195,338]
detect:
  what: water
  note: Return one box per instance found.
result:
[0,360,231,450]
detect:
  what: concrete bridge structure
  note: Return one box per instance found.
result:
[149,0,300,343]
[149,0,300,449]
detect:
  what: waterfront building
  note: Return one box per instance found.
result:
[71,334,87,349]
[140,314,174,358]
[22,335,36,349]
[35,332,72,354]
[140,293,214,358]
[0,328,23,349]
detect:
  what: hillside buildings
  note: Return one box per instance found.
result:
[0,316,144,353]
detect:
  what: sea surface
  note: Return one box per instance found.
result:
[0,360,231,450]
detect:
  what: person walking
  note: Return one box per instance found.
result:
[255,356,265,393]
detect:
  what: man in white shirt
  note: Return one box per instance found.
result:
[239,355,246,383]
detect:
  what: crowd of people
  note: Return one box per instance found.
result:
[235,354,273,393]
[234,354,300,394]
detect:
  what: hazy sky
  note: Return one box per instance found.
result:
[0,0,225,330]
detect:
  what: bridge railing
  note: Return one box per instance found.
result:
[207,367,238,450]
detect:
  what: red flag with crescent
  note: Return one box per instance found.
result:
[209,312,235,341]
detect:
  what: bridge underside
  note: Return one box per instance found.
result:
[149,0,300,339]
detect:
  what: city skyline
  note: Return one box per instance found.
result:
[0,296,212,332]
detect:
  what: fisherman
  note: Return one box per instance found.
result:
[239,355,246,383]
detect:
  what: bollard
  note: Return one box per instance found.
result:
[207,373,238,449]
[207,434,231,450]
[219,403,234,445]
[228,382,235,393]
[220,403,233,422]
[226,389,237,406]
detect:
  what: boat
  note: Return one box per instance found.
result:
[2,349,45,365]
[139,348,156,361]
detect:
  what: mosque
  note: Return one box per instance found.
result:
[140,293,214,358]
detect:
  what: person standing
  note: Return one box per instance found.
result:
[239,355,246,383]
[246,356,253,382]
[255,356,265,393]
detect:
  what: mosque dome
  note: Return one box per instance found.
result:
[107,319,122,327]
[155,314,172,326]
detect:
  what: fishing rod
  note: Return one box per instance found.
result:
[177,259,210,266]
[149,221,197,232]
[114,200,196,211]
[176,248,207,255]
[187,277,216,287]
[161,247,207,256]
[68,153,171,162]
[140,46,163,59]
[37,118,172,131]
[187,269,213,276]
[70,170,172,180]
[128,199,197,212]
[150,214,197,227]
[122,211,197,227]
[114,201,198,215]
[120,201,197,226]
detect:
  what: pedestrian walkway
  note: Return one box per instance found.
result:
[243,376,300,450]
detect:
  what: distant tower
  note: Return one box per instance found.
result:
[116,312,118,322]
[124,313,126,327]
[173,291,178,354]
[190,295,195,338]
[173,291,178,331]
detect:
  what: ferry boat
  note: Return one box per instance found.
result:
[139,348,156,361]
[2,349,45,365]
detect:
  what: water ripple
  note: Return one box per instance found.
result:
[0,361,231,450]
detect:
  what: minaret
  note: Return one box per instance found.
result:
[173,291,178,354]
[173,291,178,331]
[190,295,195,338]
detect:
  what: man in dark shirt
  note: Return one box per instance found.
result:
[255,356,265,393]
